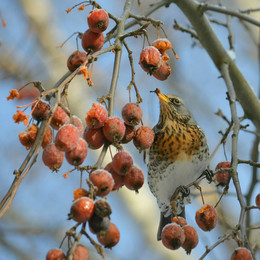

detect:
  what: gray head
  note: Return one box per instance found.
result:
[153,88,197,126]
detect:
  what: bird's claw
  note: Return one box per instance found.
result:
[202,169,214,183]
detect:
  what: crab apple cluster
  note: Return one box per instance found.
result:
[215,161,231,186]
[81,8,109,54]
[68,194,120,249]
[139,38,173,81]
[161,217,199,255]
[46,244,89,260]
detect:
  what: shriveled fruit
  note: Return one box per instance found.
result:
[89,213,110,234]
[94,199,112,218]
[139,46,162,75]
[69,197,94,223]
[231,247,252,260]
[72,245,89,260]
[112,151,133,176]
[55,124,79,152]
[50,106,70,130]
[42,126,53,148]
[83,127,106,149]
[161,223,185,250]
[81,29,104,53]
[65,138,88,166]
[97,222,120,248]
[182,225,199,254]
[31,100,51,121]
[121,103,142,126]
[73,188,90,201]
[87,9,109,33]
[67,50,88,73]
[89,169,114,197]
[215,161,231,185]
[42,144,64,171]
[124,166,144,192]
[102,116,125,143]
[18,124,38,150]
[46,248,65,260]
[171,217,187,227]
[152,61,171,81]
[133,126,155,151]
[85,103,108,129]
[152,38,173,54]
[195,204,217,231]
[105,162,125,190]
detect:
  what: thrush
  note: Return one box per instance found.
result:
[148,89,210,240]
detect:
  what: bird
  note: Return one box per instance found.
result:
[148,88,210,240]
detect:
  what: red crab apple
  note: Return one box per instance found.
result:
[139,46,162,75]
[97,222,120,248]
[81,29,104,53]
[182,225,199,254]
[67,50,88,73]
[69,197,95,223]
[46,248,65,260]
[87,8,109,33]
[195,204,217,231]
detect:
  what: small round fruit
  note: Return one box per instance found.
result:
[255,193,260,207]
[94,199,112,218]
[50,106,70,130]
[55,124,79,152]
[18,124,38,150]
[85,103,108,129]
[46,248,65,260]
[171,217,187,227]
[42,144,64,171]
[161,223,185,250]
[121,103,142,126]
[69,197,94,223]
[31,100,51,121]
[231,247,252,260]
[112,151,133,176]
[105,162,125,190]
[215,161,231,185]
[124,166,144,192]
[89,169,114,197]
[133,126,155,151]
[81,29,104,53]
[121,124,136,144]
[152,38,173,54]
[152,61,171,81]
[71,115,84,136]
[139,46,162,75]
[89,213,110,234]
[102,116,126,143]
[97,222,120,248]
[42,126,53,148]
[83,127,106,149]
[182,225,199,254]
[67,50,88,73]
[73,245,89,260]
[195,204,217,231]
[65,138,88,166]
[87,9,109,33]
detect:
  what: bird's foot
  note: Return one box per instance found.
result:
[202,169,214,183]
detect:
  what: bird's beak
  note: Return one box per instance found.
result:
[154,88,170,103]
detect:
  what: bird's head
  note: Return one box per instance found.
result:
[152,88,197,126]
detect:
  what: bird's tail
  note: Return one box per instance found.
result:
[157,207,186,241]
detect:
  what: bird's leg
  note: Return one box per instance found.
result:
[170,185,190,216]
[201,169,214,183]
[193,182,205,205]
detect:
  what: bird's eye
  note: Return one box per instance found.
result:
[170,98,181,105]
